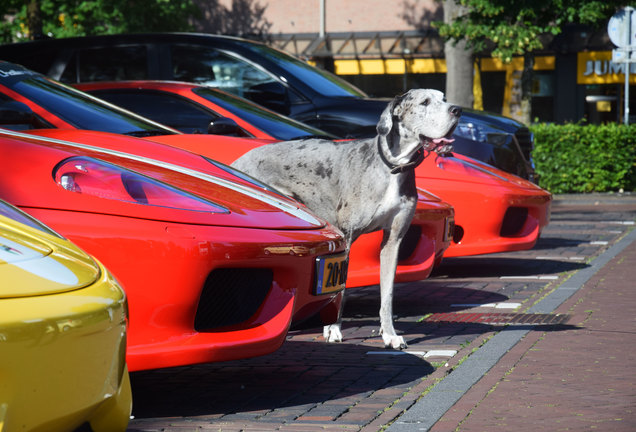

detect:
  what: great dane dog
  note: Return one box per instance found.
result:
[233,89,461,349]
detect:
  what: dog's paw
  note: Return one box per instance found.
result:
[382,333,407,350]
[323,324,343,343]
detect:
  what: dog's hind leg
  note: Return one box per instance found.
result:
[378,226,409,350]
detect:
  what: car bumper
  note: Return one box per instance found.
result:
[0,263,131,432]
[435,185,552,257]
[23,208,346,371]
[347,199,454,287]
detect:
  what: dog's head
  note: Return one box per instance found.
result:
[377,89,461,154]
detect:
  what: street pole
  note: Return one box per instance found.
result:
[608,6,635,125]
[624,9,631,125]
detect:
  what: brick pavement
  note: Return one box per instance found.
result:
[429,226,636,431]
[127,194,636,431]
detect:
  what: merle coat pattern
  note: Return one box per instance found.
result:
[233,89,461,349]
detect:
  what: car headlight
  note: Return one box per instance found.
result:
[454,121,511,146]
[54,157,228,213]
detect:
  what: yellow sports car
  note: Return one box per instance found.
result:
[0,199,131,432]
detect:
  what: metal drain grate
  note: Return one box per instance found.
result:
[424,312,570,325]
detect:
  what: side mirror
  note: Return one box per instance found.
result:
[207,117,242,135]
[0,101,35,125]
[244,81,290,115]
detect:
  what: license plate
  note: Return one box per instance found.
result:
[314,252,348,295]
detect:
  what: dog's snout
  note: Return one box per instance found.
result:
[449,105,462,117]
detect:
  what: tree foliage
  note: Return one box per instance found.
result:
[435,0,625,64]
[0,0,200,42]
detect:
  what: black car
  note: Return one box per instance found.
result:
[0,32,536,180]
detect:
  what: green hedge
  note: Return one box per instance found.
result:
[530,123,636,194]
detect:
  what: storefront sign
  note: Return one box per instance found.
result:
[578,51,636,84]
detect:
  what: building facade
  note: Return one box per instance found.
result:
[200,0,635,124]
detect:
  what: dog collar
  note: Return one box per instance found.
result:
[377,138,426,174]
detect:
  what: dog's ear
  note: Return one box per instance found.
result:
[377,93,405,136]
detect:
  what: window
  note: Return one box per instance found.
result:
[170,44,275,97]
[92,90,224,134]
[60,45,148,83]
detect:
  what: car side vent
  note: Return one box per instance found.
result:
[194,268,273,331]
[500,207,528,237]
[398,225,421,261]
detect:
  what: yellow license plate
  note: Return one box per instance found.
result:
[314,252,348,295]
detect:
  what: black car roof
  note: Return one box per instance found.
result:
[0,32,266,50]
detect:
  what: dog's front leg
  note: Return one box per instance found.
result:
[379,228,408,350]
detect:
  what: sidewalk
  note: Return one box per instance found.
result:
[439,234,636,431]
[388,217,636,431]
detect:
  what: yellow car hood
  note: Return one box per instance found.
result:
[0,217,100,298]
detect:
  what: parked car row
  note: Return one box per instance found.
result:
[0,32,538,181]
[0,32,551,431]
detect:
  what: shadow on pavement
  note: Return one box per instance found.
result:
[431,256,587,278]
[128,339,435,419]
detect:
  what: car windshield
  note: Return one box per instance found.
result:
[0,66,177,136]
[245,43,368,98]
[193,87,335,140]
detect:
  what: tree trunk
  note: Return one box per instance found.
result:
[443,0,473,108]
[26,0,43,39]
[518,53,534,125]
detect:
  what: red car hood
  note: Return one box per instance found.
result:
[1,129,330,230]
[418,152,549,193]
[146,133,277,162]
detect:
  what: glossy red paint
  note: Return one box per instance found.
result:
[0,130,346,371]
[2,93,452,290]
[348,189,453,286]
[148,134,550,259]
[415,153,552,257]
[67,80,550,258]
[144,134,454,287]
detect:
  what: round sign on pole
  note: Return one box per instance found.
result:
[608,6,635,48]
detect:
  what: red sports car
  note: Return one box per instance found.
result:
[150,134,550,257]
[0,128,349,371]
[70,80,551,257]
[0,61,454,289]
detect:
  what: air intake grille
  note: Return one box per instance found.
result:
[194,268,273,331]
[500,207,528,237]
[398,225,421,261]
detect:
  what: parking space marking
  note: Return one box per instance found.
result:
[424,350,458,358]
[535,256,585,261]
[366,350,458,359]
[499,275,559,280]
[366,351,426,357]
[451,302,521,309]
